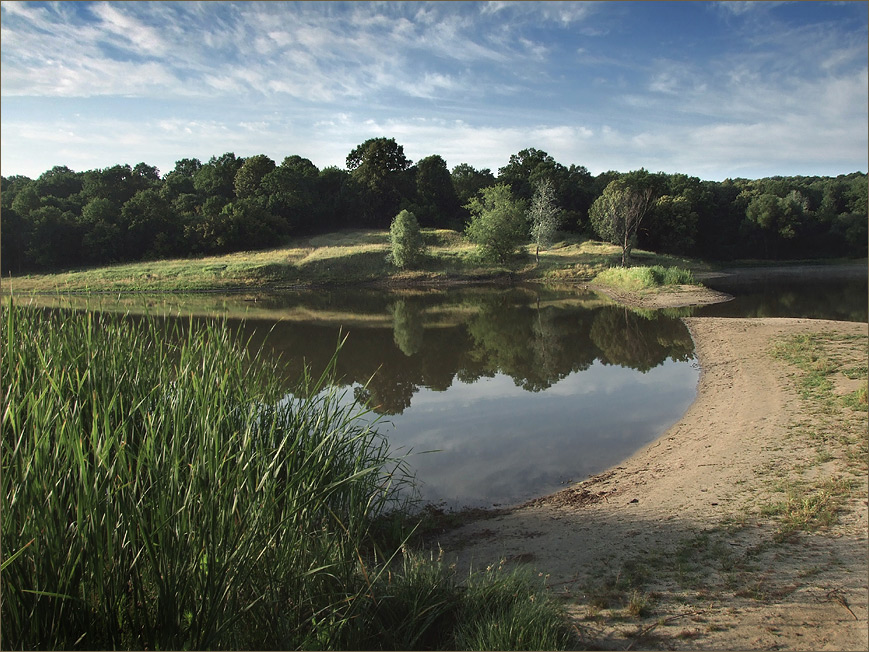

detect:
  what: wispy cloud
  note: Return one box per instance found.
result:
[1,1,865,180]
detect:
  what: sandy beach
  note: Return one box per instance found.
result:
[436,317,868,650]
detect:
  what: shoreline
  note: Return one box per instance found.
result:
[436,316,868,650]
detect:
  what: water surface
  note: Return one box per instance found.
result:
[22,272,864,508]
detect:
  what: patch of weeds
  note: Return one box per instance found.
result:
[842,364,868,380]
[626,589,654,618]
[762,477,852,541]
[815,449,835,464]
[583,559,652,611]
[843,381,868,410]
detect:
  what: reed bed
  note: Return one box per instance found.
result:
[1,302,575,650]
[1,303,414,649]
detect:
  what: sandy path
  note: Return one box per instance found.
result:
[436,317,868,650]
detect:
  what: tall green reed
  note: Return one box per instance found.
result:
[1,302,413,649]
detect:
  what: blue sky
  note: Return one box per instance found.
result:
[1,1,866,181]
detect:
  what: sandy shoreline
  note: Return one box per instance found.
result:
[436,317,868,650]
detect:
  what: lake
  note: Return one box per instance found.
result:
[18,272,866,509]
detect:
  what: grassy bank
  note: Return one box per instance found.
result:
[591,265,696,292]
[2,228,709,294]
[1,303,575,650]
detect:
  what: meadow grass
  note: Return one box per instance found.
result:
[3,229,708,294]
[592,265,697,292]
[1,302,574,650]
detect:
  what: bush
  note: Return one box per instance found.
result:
[388,209,426,269]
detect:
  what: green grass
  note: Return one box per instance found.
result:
[592,265,697,292]
[1,302,575,650]
[2,229,712,295]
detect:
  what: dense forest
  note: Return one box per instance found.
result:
[1,136,866,274]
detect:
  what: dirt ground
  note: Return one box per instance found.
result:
[434,317,868,651]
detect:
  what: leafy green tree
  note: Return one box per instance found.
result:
[413,155,461,227]
[497,148,562,201]
[388,209,425,269]
[261,155,319,231]
[589,173,656,266]
[194,152,243,200]
[80,197,122,263]
[314,166,356,232]
[346,138,413,227]
[234,154,276,199]
[451,163,495,206]
[464,184,528,263]
[742,191,805,257]
[527,179,561,262]
[120,189,178,259]
[33,165,83,201]
[10,183,41,216]
[645,194,698,255]
[25,206,82,269]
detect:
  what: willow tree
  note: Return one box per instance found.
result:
[589,176,655,266]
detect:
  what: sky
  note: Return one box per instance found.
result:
[1,0,867,182]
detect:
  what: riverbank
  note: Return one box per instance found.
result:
[0,229,710,294]
[434,317,868,651]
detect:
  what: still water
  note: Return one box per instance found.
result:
[23,273,866,509]
[235,287,699,508]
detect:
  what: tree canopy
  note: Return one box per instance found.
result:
[1,139,866,275]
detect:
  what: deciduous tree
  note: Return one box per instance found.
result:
[528,179,561,262]
[465,184,528,263]
[589,174,656,266]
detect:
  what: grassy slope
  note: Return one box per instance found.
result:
[2,229,710,294]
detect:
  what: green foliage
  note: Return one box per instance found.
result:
[347,137,413,227]
[451,163,496,207]
[464,184,529,263]
[594,265,696,291]
[233,153,276,199]
[1,304,577,650]
[413,154,462,227]
[1,304,417,650]
[589,174,656,266]
[388,209,426,269]
[2,138,867,275]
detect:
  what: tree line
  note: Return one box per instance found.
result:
[1,136,866,273]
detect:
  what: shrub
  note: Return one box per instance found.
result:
[388,209,426,269]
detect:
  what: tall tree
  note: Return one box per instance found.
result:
[527,179,561,262]
[451,163,495,206]
[413,154,461,227]
[346,138,412,227]
[234,154,276,199]
[589,173,656,266]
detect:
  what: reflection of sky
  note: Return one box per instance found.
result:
[366,358,699,508]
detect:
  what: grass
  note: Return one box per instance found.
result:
[1,302,575,650]
[592,265,697,292]
[759,477,853,542]
[2,229,711,295]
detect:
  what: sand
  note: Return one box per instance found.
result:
[435,317,868,651]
